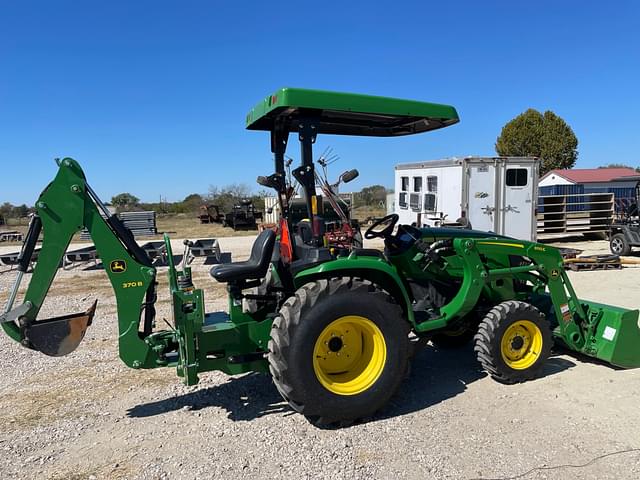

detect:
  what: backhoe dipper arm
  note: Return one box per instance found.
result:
[1,158,160,368]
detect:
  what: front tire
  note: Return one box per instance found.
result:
[268,278,409,425]
[474,301,552,384]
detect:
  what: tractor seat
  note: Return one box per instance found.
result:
[210,229,276,283]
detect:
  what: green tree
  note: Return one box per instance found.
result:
[598,163,640,172]
[495,109,578,175]
[207,183,253,212]
[13,204,29,217]
[0,202,13,218]
[354,185,388,208]
[111,192,140,211]
[180,193,204,214]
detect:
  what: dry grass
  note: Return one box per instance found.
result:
[352,206,386,221]
[0,213,255,247]
[155,214,257,239]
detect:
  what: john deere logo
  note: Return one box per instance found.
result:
[110,260,127,273]
[550,268,560,279]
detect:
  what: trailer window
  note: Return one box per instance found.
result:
[427,176,438,193]
[399,192,408,209]
[410,193,421,211]
[424,193,436,212]
[401,176,409,191]
[413,176,422,192]
[506,168,528,187]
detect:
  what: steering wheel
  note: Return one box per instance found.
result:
[364,213,399,239]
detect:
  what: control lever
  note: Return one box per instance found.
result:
[181,239,194,269]
[417,239,452,270]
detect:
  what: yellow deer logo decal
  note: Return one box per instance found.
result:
[109,260,127,273]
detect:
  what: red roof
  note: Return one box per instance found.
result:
[541,167,638,184]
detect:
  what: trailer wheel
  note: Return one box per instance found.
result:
[474,301,552,384]
[268,278,409,425]
[610,233,631,256]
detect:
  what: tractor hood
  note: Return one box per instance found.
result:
[245,87,459,137]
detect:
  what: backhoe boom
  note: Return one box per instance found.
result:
[1,158,160,366]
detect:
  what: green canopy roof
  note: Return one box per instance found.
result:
[245,87,459,137]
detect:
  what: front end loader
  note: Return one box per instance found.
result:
[3,88,640,426]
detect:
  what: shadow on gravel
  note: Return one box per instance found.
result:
[126,372,291,421]
[126,344,576,426]
[374,343,576,424]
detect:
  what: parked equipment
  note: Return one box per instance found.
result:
[0,248,40,269]
[610,177,640,255]
[80,210,157,240]
[62,246,99,270]
[3,88,639,426]
[395,157,540,241]
[0,230,24,242]
[186,238,223,264]
[139,241,168,265]
[224,200,263,230]
[198,205,225,224]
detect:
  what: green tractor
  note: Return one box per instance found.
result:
[2,88,640,425]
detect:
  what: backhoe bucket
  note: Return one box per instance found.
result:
[24,300,97,357]
[564,301,640,369]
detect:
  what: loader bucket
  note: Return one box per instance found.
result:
[25,300,97,357]
[573,300,640,369]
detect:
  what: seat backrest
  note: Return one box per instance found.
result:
[297,220,313,244]
[250,228,277,273]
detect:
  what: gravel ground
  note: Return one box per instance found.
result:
[1,236,640,480]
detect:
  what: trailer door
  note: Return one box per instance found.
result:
[501,164,534,240]
[466,161,498,233]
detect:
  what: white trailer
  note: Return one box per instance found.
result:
[394,156,540,241]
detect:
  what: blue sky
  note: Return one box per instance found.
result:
[1,1,639,205]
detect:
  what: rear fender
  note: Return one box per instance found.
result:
[293,255,415,326]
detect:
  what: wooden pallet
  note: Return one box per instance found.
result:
[565,254,622,271]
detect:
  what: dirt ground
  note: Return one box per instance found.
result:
[0,234,639,480]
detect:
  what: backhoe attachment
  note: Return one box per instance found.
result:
[2,158,272,385]
[1,158,158,364]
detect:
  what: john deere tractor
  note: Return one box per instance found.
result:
[3,88,640,425]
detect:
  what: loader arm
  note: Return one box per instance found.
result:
[431,237,640,368]
[1,158,161,368]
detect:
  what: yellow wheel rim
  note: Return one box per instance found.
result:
[312,315,387,396]
[500,320,543,370]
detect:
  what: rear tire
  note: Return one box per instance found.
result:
[610,233,631,256]
[474,301,552,384]
[268,278,409,425]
